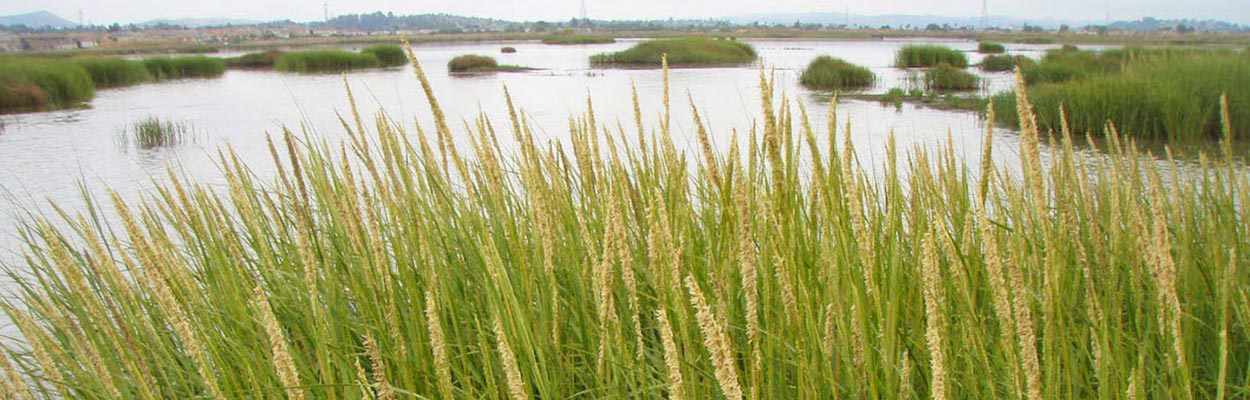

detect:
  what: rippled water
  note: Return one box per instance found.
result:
[0,38,1119,256]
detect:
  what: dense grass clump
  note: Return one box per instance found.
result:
[590,38,757,67]
[448,54,498,72]
[72,57,153,88]
[178,44,220,54]
[362,45,409,67]
[977,42,1005,54]
[925,62,981,91]
[997,49,1250,140]
[0,58,94,112]
[541,33,616,45]
[894,44,969,68]
[1,50,1247,400]
[500,46,517,54]
[143,56,227,80]
[980,54,1035,72]
[799,56,875,91]
[275,50,381,73]
[121,116,194,148]
[226,50,286,69]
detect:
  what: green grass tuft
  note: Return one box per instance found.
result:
[72,57,153,88]
[799,56,875,91]
[977,42,1006,54]
[0,58,94,113]
[361,45,409,67]
[925,63,981,91]
[979,54,1035,72]
[501,46,517,54]
[894,44,969,68]
[590,37,757,67]
[143,56,227,80]
[122,116,194,148]
[275,50,381,73]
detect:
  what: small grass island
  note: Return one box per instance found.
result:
[447,55,533,73]
[541,32,616,45]
[799,56,876,91]
[590,37,757,68]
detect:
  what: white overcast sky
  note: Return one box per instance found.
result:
[5,0,1248,25]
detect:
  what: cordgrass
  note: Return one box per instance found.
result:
[275,50,381,73]
[0,48,1246,400]
[980,54,1035,72]
[799,56,875,91]
[977,42,1006,54]
[541,33,617,45]
[225,50,286,69]
[447,54,531,73]
[894,44,969,68]
[143,56,227,80]
[925,62,981,91]
[361,45,409,67]
[590,37,757,67]
[501,46,517,54]
[72,57,153,88]
[121,116,194,149]
[0,58,94,113]
[996,49,1250,141]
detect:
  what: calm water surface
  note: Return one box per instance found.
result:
[0,38,1108,258]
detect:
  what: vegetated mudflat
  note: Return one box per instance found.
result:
[894,44,969,68]
[799,56,876,91]
[447,54,532,73]
[590,37,758,67]
[925,62,981,91]
[0,51,1246,400]
[541,32,616,45]
[993,47,1250,141]
[0,55,225,113]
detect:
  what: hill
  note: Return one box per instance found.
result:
[0,10,75,29]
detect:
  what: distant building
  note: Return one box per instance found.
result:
[20,37,77,51]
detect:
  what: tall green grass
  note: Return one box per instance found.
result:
[143,56,227,80]
[590,38,757,67]
[997,49,1250,141]
[894,45,969,68]
[121,116,194,149]
[72,57,153,88]
[925,63,981,91]
[799,56,875,91]
[980,55,1035,72]
[0,46,1248,400]
[447,54,498,72]
[542,33,616,45]
[0,58,94,113]
[362,45,409,67]
[977,42,1006,54]
[226,50,286,69]
[275,50,381,73]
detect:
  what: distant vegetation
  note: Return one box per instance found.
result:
[361,45,409,67]
[799,56,875,91]
[275,50,381,73]
[177,44,220,54]
[0,58,94,113]
[143,56,227,80]
[894,45,969,68]
[500,46,517,54]
[979,54,1035,72]
[72,57,152,88]
[590,38,757,67]
[925,63,981,91]
[994,48,1250,141]
[122,116,194,149]
[226,50,286,69]
[541,32,616,45]
[447,54,531,73]
[977,42,1006,54]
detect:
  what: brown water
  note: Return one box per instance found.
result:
[0,38,1092,255]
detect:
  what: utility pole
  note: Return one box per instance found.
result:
[980,0,988,30]
[580,0,588,27]
[324,1,330,21]
[78,9,85,28]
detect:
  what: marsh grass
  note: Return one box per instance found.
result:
[980,55,1035,72]
[894,45,969,68]
[143,56,227,80]
[447,54,531,73]
[501,46,517,54]
[0,44,1248,400]
[275,50,381,73]
[799,56,875,91]
[120,116,195,149]
[977,42,1006,54]
[0,58,94,113]
[541,33,616,45]
[72,57,153,88]
[361,45,409,67]
[925,63,981,91]
[226,50,286,69]
[590,37,757,67]
[998,49,1250,141]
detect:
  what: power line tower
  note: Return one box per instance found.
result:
[580,0,588,27]
[324,1,330,21]
[980,0,988,30]
[78,9,85,28]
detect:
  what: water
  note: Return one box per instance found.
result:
[0,38,1100,256]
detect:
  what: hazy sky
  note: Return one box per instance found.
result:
[5,0,1248,25]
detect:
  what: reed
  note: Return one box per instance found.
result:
[275,50,380,73]
[143,56,227,80]
[0,47,1247,400]
[894,45,969,68]
[226,50,286,69]
[590,38,757,67]
[979,54,1035,72]
[977,42,1006,54]
[541,33,616,45]
[121,116,194,148]
[361,45,408,67]
[925,63,981,91]
[72,57,153,88]
[0,58,94,113]
[500,46,518,54]
[799,56,876,91]
[447,55,531,73]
